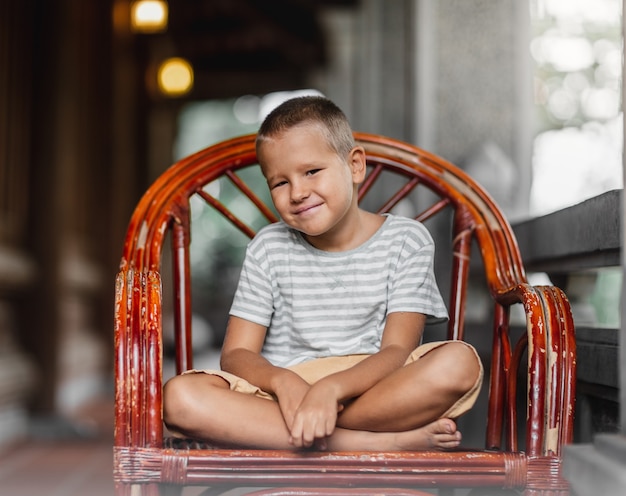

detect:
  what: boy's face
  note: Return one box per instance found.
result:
[258,123,366,240]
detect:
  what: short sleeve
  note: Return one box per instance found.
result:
[229,245,274,327]
[387,224,448,324]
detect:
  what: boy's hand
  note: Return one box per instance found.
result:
[271,369,311,431]
[288,380,343,449]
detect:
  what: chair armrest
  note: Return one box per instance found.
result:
[114,268,164,449]
[505,283,577,457]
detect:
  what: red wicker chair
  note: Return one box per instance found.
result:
[113,133,576,495]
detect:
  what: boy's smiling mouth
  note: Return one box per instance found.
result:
[294,203,323,215]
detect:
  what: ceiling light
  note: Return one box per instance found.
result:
[131,0,168,33]
[157,58,194,97]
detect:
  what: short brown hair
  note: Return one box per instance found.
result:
[256,96,355,158]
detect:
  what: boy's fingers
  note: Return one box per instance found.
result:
[288,416,304,446]
[326,417,336,437]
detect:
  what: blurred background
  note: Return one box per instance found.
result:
[0,0,623,490]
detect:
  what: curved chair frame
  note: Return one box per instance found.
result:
[113,133,576,495]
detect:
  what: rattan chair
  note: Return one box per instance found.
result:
[113,133,576,495]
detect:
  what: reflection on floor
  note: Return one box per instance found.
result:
[0,440,114,496]
[0,396,114,496]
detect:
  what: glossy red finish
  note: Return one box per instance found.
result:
[114,133,576,495]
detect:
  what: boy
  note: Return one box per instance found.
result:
[163,96,483,451]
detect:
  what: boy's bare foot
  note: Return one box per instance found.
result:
[393,418,461,450]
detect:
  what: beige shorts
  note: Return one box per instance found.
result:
[184,340,483,419]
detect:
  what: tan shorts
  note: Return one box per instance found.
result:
[184,340,483,419]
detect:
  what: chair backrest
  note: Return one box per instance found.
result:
[119,131,526,355]
[116,133,575,459]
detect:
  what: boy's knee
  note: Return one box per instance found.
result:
[163,373,229,432]
[441,342,482,393]
[163,375,193,428]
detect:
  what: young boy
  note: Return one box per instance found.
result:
[163,96,483,451]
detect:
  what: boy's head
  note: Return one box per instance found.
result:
[256,96,355,161]
[254,96,367,243]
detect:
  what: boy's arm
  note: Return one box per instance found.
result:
[219,315,272,383]
[220,316,311,429]
[308,312,426,402]
[318,311,426,400]
[288,311,425,447]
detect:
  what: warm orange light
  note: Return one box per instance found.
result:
[131,0,168,33]
[157,58,194,97]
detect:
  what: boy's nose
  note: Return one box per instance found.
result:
[290,182,310,202]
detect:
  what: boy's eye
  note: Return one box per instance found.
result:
[306,169,321,176]
[271,180,287,189]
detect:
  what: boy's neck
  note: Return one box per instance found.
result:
[302,209,385,252]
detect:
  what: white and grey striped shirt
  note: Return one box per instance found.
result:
[229,214,448,367]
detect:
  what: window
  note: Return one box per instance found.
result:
[529,0,623,216]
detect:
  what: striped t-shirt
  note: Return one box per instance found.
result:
[229,214,448,367]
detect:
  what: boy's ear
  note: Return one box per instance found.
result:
[349,146,367,182]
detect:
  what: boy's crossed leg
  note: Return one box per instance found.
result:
[163,340,482,451]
